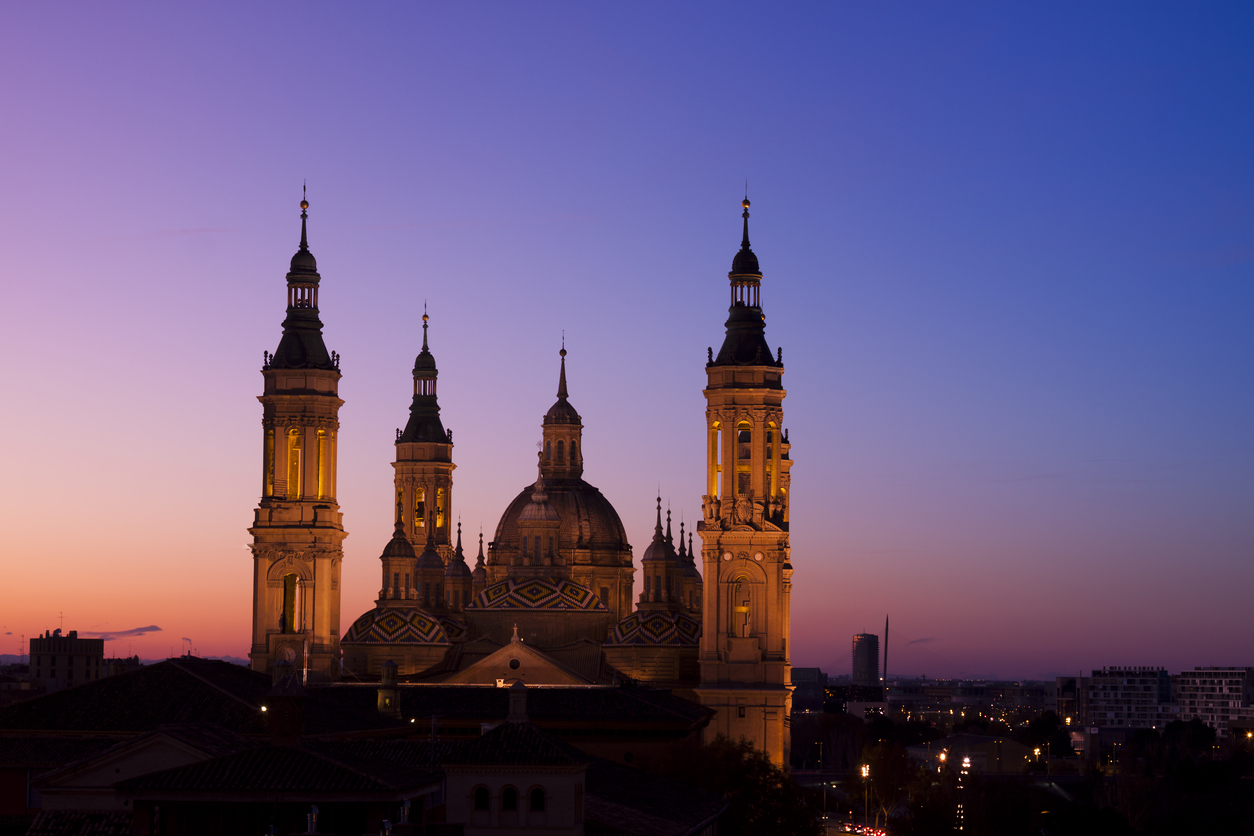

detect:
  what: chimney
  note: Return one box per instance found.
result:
[377,660,401,718]
[507,680,528,724]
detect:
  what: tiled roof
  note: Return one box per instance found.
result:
[585,761,727,836]
[0,659,269,734]
[320,684,711,729]
[471,577,607,611]
[117,743,440,797]
[0,736,120,767]
[0,659,401,737]
[343,605,450,645]
[444,721,589,766]
[605,611,701,647]
[308,738,465,769]
[24,811,132,836]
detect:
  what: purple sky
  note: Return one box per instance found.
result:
[1,4,1251,678]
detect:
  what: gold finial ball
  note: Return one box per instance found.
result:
[422,313,429,324]
[742,198,750,209]
[559,347,567,358]
[300,199,309,210]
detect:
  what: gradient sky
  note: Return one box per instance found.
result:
[1,4,1250,679]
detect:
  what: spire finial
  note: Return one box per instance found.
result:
[421,302,429,351]
[299,186,310,252]
[740,193,750,251]
[395,496,405,533]
[653,495,664,541]
[665,506,673,546]
[477,528,485,564]
[557,340,568,399]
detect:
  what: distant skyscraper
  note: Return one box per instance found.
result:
[852,633,880,687]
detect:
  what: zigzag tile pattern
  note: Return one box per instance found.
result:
[343,606,450,645]
[605,611,702,646]
[470,577,607,611]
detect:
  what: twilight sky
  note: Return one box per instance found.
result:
[1,4,1250,679]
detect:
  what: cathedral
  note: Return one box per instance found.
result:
[247,195,796,765]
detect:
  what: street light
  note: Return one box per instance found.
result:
[861,764,870,829]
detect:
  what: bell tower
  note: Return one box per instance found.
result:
[249,195,347,682]
[695,197,794,766]
[394,310,456,567]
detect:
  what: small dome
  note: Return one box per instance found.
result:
[381,525,416,559]
[544,397,580,425]
[471,563,488,582]
[290,248,318,275]
[416,540,445,570]
[640,536,677,563]
[731,246,759,275]
[413,349,437,374]
[518,474,559,522]
[343,605,450,645]
[445,557,472,579]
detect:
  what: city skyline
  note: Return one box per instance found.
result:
[1,4,1251,679]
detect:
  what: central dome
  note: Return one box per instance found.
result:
[493,477,629,555]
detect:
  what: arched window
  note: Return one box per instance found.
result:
[281,573,299,633]
[414,488,426,530]
[263,429,275,497]
[545,440,552,461]
[736,422,752,496]
[286,428,302,499]
[731,577,751,637]
[436,488,446,529]
[556,440,565,462]
[530,787,546,812]
[316,429,328,498]
[502,787,517,811]
[473,787,489,811]
[570,441,577,462]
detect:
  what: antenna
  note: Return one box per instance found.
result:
[883,614,889,698]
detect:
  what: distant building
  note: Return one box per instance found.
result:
[104,656,143,678]
[1088,666,1172,729]
[852,634,879,687]
[1174,667,1254,739]
[790,667,828,712]
[1055,676,1091,727]
[29,630,104,693]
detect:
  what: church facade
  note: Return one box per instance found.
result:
[248,196,795,765]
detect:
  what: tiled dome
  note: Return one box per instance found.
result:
[342,606,450,645]
[605,611,701,647]
[470,577,607,611]
[493,477,629,554]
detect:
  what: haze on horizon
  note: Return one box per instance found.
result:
[1,3,1250,680]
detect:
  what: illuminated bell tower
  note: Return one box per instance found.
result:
[249,196,347,682]
[394,311,455,564]
[695,197,794,766]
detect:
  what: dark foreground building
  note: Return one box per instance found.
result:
[0,658,724,835]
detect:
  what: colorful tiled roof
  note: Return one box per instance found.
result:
[605,611,701,647]
[470,577,607,611]
[343,606,450,645]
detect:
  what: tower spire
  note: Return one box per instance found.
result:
[740,193,750,251]
[299,183,309,252]
[557,340,568,399]
[422,302,429,351]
